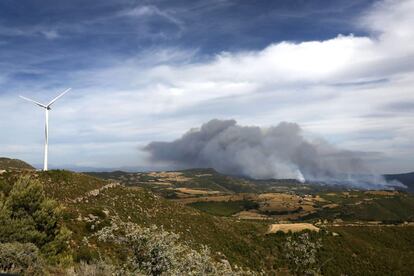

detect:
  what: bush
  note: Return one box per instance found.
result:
[283,233,322,275]
[73,245,100,263]
[0,176,71,261]
[67,260,118,276]
[95,220,252,275]
[0,242,45,275]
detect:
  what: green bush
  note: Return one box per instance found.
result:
[0,176,71,261]
[73,245,100,263]
[0,242,45,275]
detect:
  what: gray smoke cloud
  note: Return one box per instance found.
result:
[144,119,401,188]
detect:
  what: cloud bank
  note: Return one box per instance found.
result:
[0,0,413,173]
[145,119,400,188]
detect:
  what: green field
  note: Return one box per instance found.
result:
[189,200,258,216]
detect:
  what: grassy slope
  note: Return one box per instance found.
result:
[301,192,414,222]
[1,170,273,272]
[321,226,414,275]
[0,157,34,170]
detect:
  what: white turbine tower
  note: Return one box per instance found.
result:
[20,88,71,171]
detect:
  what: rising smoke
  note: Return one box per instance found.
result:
[144,119,401,188]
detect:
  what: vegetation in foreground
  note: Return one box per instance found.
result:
[0,166,413,275]
[0,174,254,275]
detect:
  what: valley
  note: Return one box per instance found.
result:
[1,160,414,275]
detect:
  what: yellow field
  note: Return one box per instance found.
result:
[233,210,270,220]
[364,191,399,196]
[147,171,193,182]
[267,223,320,233]
[175,187,221,195]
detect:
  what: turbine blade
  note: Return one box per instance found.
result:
[47,88,71,107]
[19,95,47,108]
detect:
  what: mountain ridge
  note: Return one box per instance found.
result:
[0,157,34,170]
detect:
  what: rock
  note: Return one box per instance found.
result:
[88,214,99,220]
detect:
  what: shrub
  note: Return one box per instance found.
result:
[67,260,118,276]
[73,245,100,263]
[283,233,322,275]
[0,242,45,276]
[95,220,252,275]
[0,176,71,261]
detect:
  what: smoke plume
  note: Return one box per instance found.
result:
[144,119,400,188]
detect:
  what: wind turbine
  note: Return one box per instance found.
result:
[20,88,71,171]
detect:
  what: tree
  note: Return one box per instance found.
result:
[0,176,71,260]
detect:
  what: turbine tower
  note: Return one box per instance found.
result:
[20,88,71,171]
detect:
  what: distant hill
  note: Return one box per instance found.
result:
[86,168,363,198]
[0,157,34,170]
[385,172,414,193]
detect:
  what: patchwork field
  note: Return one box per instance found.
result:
[89,169,414,224]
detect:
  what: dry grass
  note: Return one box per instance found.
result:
[364,191,399,196]
[147,172,192,182]
[150,181,173,186]
[233,210,270,220]
[257,193,302,213]
[267,223,320,234]
[175,188,221,195]
[322,203,339,209]
[173,194,250,204]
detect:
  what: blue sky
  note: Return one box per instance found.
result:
[0,0,413,173]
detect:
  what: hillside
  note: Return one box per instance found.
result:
[1,169,414,275]
[0,157,34,170]
[86,168,341,198]
[386,172,414,193]
[0,169,272,273]
[87,169,414,223]
[89,168,414,195]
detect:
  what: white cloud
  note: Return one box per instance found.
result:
[40,30,59,39]
[119,5,183,28]
[1,0,414,173]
